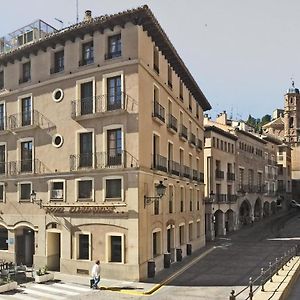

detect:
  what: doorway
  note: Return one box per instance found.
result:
[47,232,61,271]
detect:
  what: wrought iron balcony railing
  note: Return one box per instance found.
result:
[167,114,178,132]
[152,154,167,172]
[79,57,94,66]
[227,172,235,181]
[70,150,138,171]
[179,124,188,140]
[196,139,203,151]
[193,169,198,181]
[189,133,196,146]
[205,194,237,204]
[9,159,50,176]
[71,92,137,118]
[19,76,31,84]
[215,170,224,180]
[198,172,204,183]
[105,50,121,60]
[168,160,180,176]
[9,110,42,130]
[50,65,64,74]
[183,165,191,179]
[152,101,165,123]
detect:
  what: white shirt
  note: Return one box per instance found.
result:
[91,264,101,277]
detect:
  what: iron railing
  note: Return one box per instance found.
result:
[71,92,137,118]
[70,150,138,171]
[216,170,224,180]
[229,246,298,300]
[152,101,165,123]
[9,110,42,130]
[79,57,94,66]
[179,124,188,140]
[168,160,180,176]
[167,114,178,132]
[196,139,203,151]
[183,165,191,179]
[152,154,167,172]
[227,172,235,181]
[19,76,31,84]
[198,172,204,183]
[105,50,121,60]
[9,159,50,175]
[205,194,237,204]
[50,65,64,74]
[189,133,196,146]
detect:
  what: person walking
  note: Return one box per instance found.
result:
[91,260,101,289]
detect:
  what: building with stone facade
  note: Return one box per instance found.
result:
[203,112,283,240]
[0,6,210,280]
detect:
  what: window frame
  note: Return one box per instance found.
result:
[106,232,125,264]
[48,179,66,202]
[103,176,123,202]
[0,182,5,203]
[75,177,94,202]
[18,181,32,202]
[75,231,91,261]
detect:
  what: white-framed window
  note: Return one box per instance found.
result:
[106,233,125,263]
[19,182,32,202]
[0,142,6,176]
[52,88,64,102]
[102,71,124,112]
[76,178,94,201]
[52,134,64,148]
[17,94,33,127]
[152,229,162,258]
[75,77,95,116]
[18,137,34,174]
[75,129,95,169]
[104,176,123,201]
[48,179,65,201]
[0,183,5,203]
[75,232,91,260]
[0,101,6,131]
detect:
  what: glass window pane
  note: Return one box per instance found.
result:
[78,180,92,199]
[20,184,31,200]
[110,236,121,262]
[78,234,89,259]
[106,179,121,198]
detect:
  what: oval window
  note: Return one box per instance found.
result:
[52,134,64,148]
[52,88,64,102]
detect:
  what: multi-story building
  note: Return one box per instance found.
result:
[0,6,211,280]
[204,112,280,239]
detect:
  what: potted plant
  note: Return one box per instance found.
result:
[0,275,17,293]
[34,266,54,283]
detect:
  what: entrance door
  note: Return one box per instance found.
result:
[167,227,175,262]
[47,232,61,271]
[15,227,34,266]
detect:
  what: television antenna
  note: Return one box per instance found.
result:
[54,18,64,29]
[76,0,79,23]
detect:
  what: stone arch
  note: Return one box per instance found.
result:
[239,199,251,225]
[225,209,235,233]
[263,201,270,218]
[254,198,262,221]
[13,221,37,231]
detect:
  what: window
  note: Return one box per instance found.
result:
[78,234,90,260]
[152,231,161,257]
[196,190,200,211]
[197,221,200,238]
[167,65,172,88]
[106,34,121,59]
[153,46,159,74]
[196,104,199,119]
[0,71,3,90]
[107,128,122,166]
[20,61,31,83]
[0,228,8,250]
[52,134,64,148]
[21,97,32,126]
[50,181,64,201]
[53,50,64,73]
[79,132,93,167]
[239,168,244,190]
[106,178,122,199]
[80,81,93,115]
[0,184,4,202]
[179,81,183,100]
[0,145,5,175]
[107,76,122,110]
[189,223,193,241]
[20,183,31,201]
[179,225,185,245]
[80,41,94,66]
[78,180,93,200]
[188,94,192,111]
[0,103,4,131]
[110,236,122,262]
[168,185,173,214]
[180,187,184,212]
[189,189,193,211]
[20,140,32,173]
[154,199,159,215]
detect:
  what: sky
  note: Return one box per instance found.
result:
[1,0,300,120]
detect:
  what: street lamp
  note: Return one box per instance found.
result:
[30,190,43,208]
[144,181,167,208]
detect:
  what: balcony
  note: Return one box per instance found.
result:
[215,170,224,180]
[168,160,180,176]
[50,65,64,74]
[167,114,178,133]
[192,169,198,181]
[189,133,196,146]
[70,150,138,171]
[19,76,31,84]
[196,139,203,151]
[227,172,235,181]
[79,57,94,66]
[152,101,165,124]
[183,165,191,179]
[105,50,121,60]
[198,172,204,183]
[9,110,42,131]
[206,194,237,204]
[179,124,188,141]
[152,154,167,172]
[71,93,137,119]
[9,159,50,176]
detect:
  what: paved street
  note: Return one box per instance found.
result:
[1,210,300,300]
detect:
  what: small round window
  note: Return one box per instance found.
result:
[52,88,64,102]
[52,134,64,148]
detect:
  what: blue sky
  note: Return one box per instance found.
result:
[1,0,300,119]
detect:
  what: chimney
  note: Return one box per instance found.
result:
[84,10,92,22]
[216,111,227,125]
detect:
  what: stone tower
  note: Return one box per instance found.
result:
[284,81,300,145]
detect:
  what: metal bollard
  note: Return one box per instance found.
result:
[229,289,236,300]
[269,262,273,282]
[261,268,265,292]
[281,256,284,270]
[276,258,279,275]
[249,277,253,300]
